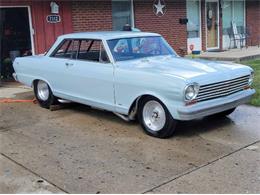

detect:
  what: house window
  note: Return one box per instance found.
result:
[222,0,245,35]
[187,0,200,38]
[233,0,245,31]
[112,0,133,31]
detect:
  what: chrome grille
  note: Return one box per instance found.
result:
[196,75,250,102]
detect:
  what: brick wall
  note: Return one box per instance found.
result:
[134,1,187,55]
[72,1,112,32]
[3,0,259,55]
[246,0,260,46]
[71,0,187,56]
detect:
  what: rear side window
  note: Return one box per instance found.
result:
[52,39,80,59]
[78,40,109,63]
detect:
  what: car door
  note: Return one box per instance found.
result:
[61,39,115,111]
[44,39,80,96]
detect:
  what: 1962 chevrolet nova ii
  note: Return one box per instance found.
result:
[13,31,255,138]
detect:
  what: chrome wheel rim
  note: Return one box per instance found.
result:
[143,100,166,132]
[37,80,49,101]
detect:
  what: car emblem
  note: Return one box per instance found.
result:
[153,0,167,17]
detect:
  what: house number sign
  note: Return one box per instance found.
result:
[46,15,61,23]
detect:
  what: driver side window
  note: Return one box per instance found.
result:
[52,39,80,59]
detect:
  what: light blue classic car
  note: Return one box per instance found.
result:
[13,31,255,138]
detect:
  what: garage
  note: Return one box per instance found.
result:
[0,7,33,80]
[0,1,73,82]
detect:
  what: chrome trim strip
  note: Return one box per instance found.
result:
[199,80,248,92]
[197,75,250,102]
[197,84,247,98]
[200,75,249,89]
[197,89,244,101]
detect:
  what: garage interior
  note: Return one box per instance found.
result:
[0,7,32,81]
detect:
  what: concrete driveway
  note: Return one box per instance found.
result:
[0,84,260,193]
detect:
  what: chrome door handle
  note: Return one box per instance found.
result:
[65,62,74,66]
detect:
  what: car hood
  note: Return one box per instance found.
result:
[116,56,252,84]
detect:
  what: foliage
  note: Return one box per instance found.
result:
[241,59,260,106]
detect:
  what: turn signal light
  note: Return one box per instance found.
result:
[244,85,251,90]
[185,99,197,106]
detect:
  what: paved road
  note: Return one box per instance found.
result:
[0,85,260,193]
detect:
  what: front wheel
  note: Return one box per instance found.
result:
[34,80,58,109]
[138,96,177,138]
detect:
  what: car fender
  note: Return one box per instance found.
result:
[116,90,181,119]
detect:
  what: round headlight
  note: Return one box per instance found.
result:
[248,72,254,86]
[184,83,200,101]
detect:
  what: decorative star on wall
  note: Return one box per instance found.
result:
[153,0,167,17]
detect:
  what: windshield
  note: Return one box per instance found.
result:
[107,36,177,62]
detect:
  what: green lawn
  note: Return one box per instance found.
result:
[241,59,260,106]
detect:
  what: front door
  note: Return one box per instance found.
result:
[206,0,219,50]
[63,39,115,111]
[47,39,115,111]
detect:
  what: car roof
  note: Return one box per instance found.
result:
[58,31,161,40]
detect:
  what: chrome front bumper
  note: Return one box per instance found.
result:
[177,89,255,120]
[12,73,18,81]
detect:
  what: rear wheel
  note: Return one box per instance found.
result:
[34,80,57,109]
[138,96,177,138]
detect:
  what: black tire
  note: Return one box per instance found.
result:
[33,80,58,109]
[138,96,177,138]
[211,108,236,117]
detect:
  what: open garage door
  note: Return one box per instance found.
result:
[0,7,34,81]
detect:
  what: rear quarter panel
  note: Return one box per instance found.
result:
[13,56,48,87]
[13,55,69,97]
